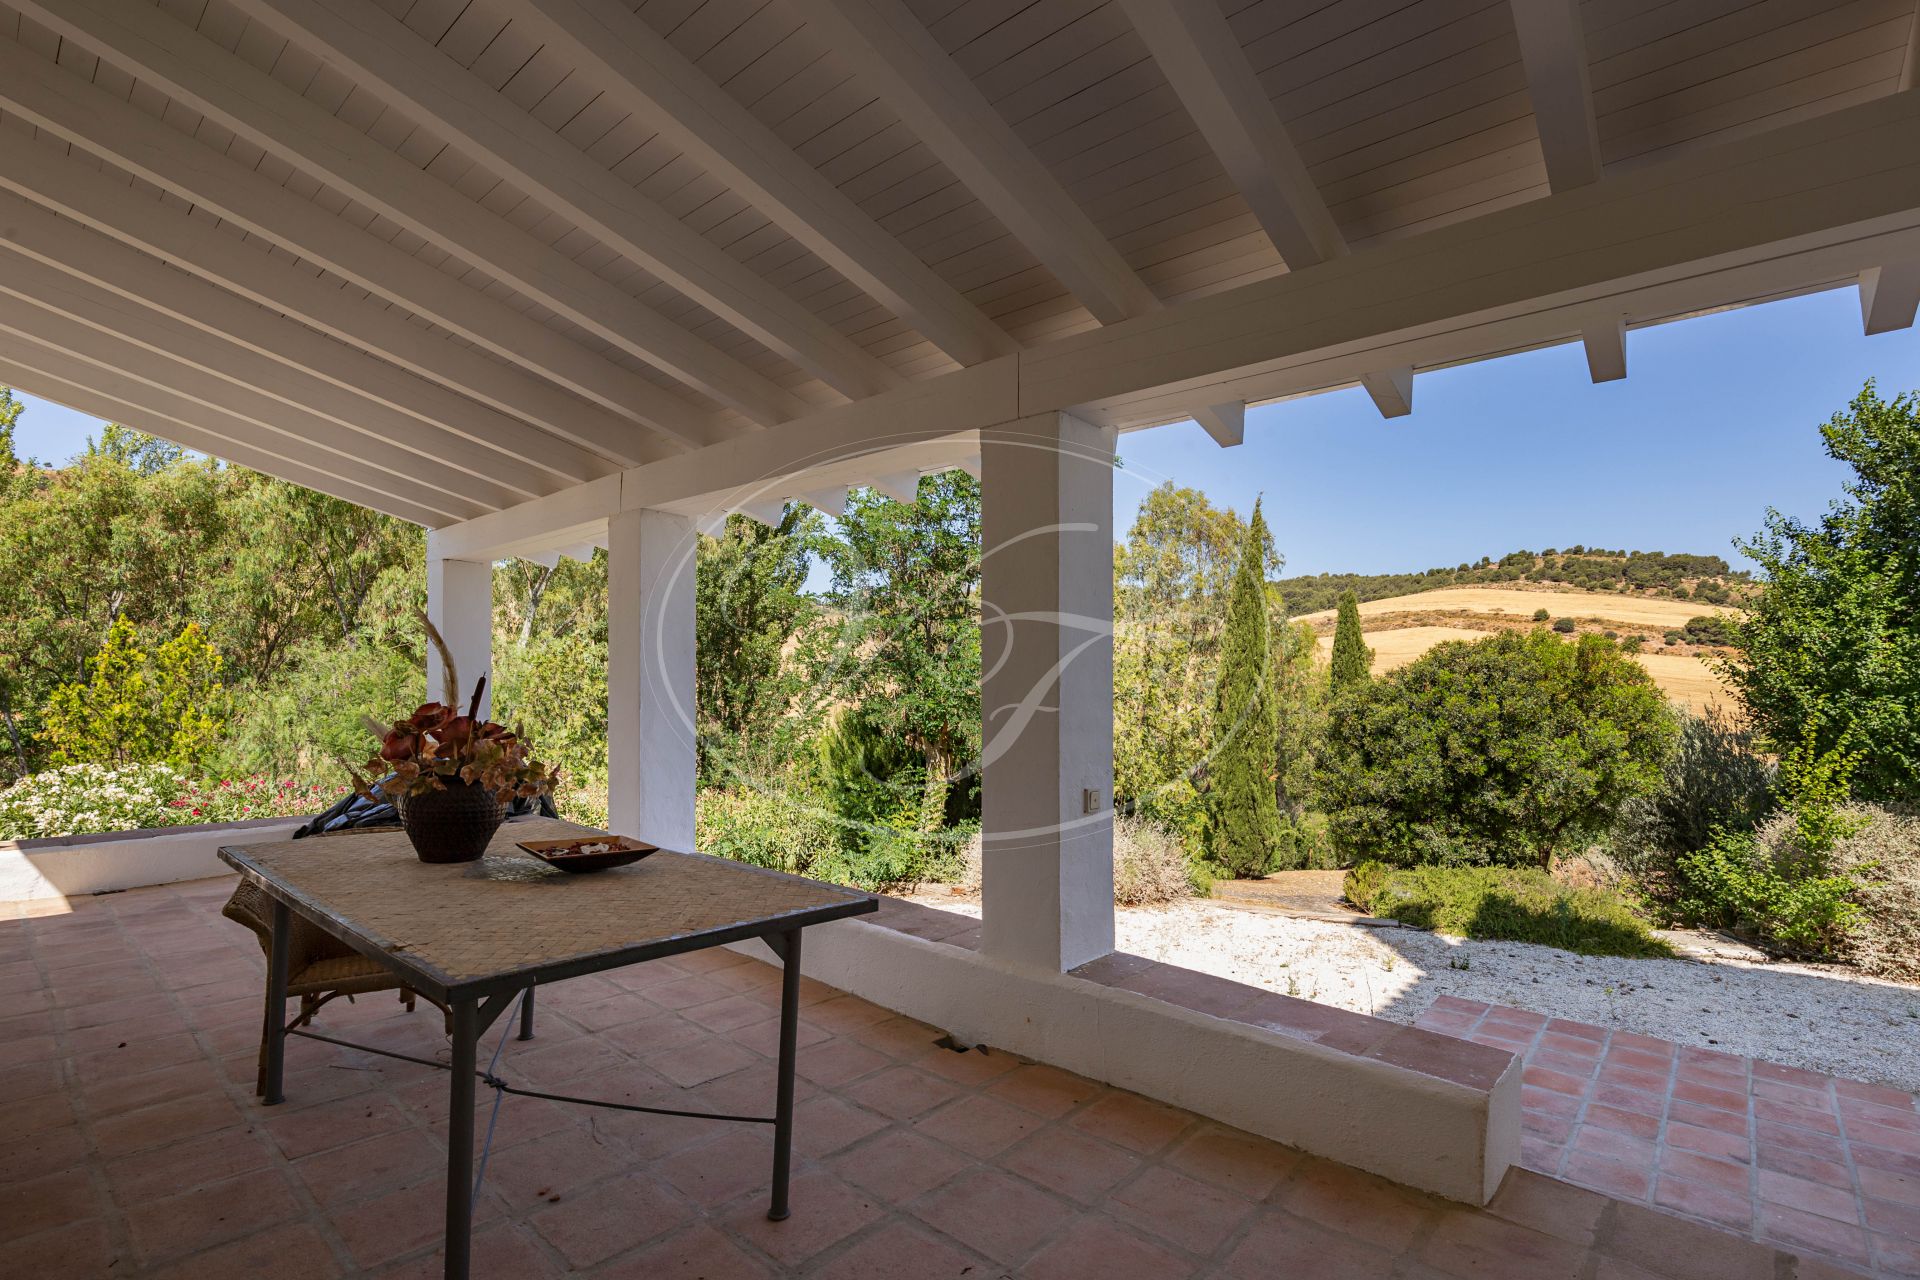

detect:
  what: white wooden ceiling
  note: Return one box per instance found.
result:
[0,0,1913,525]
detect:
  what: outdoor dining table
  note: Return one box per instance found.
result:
[219,817,877,1280]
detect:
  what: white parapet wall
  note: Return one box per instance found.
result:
[735,918,1521,1206]
[0,817,299,907]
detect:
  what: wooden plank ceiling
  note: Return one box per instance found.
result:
[0,0,1911,524]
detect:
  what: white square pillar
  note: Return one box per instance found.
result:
[606,507,697,850]
[980,411,1117,971]
[425,556,492,717]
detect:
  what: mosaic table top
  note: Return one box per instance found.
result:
[219,817,875,999]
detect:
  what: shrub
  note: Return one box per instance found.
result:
[1674,825,1860,957]
[1681,615,1736,647]
[1671,736,1867,957]
[0,763,185,838]
[1113,817,1195,906]
[1621,636,1644,654]
[1343,860,1392,912]
[1552,617,1576,633]
[1612,707,1775,892]
[1532,608,1550,622]
[696,785,844,880]
[1345,863,1671,957]
[1664,630,1683,645]
[1321,631,1675,869]
[1831,804,1920,983]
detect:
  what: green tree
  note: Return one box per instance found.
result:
[1722,382,1920,802]
[695,507,818,777]
[1322,631,1675,870]
[1329,589,1372,691]
[40,619,228,768]
[1112,483,1261,835]
[1204,499,1282,877]
[820,472,981,817]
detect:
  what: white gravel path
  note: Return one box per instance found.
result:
[906,893,1920,1093]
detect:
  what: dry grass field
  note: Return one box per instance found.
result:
[1310,614,1738,713]
[1296,586,1736,631]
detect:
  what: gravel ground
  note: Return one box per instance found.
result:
[906,893,1920,1092]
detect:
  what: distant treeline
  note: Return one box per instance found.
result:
[1276,547,1748,616]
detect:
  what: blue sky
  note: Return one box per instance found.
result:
[6,286,1908,577]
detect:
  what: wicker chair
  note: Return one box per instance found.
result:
[222,866,447,1095]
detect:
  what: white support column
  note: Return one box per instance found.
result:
[979,411,1117,972]
[606,507,698,850]
[425,556,492,716]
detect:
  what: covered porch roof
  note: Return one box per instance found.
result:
[0,0,1916,541]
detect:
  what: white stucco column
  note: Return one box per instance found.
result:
[979,411,1117,971]
[425,556,492,717]
[606,507,697,850]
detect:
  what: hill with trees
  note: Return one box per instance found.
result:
[1275,547,1750,616]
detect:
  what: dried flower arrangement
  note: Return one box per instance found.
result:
[347,611,559,806]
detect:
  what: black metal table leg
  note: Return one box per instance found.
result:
[768,928,802,1222]
[518,985,536,1041]
[262,898,291,1105]
[446,999,477,1280]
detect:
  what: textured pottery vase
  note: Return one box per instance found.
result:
[395,780,504,864]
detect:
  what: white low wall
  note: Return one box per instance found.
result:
[0,817,298,905]
[735,919,1520,1205]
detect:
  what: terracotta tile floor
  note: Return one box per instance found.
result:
[0,879,1874,1278]
[1418,994,1920,1277]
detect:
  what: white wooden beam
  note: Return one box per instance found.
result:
[1860,262,1920,334]
[0,131,648,469]
[519,0,1018,369]
[437,89,1920,560]
[1189,402,1246,448]
[1581,315,1628,382]
[0,255,532,509]
[228,0,899,406]
[1115,0,1345,269]
[0,35,692,464]
[800,487,849,516]
[732,497,787,528]
[0,296,497,520]
[0,343,460,526]
[1357,369,1414,419]
[1022,89,1920,418]
[1905,0,1920,93]
[0,189,608,491]
[870,472,923,504]
[15,0,787,436]
[1510,0,1603,191]
[793,0,1156,325]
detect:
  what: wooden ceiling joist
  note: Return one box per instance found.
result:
[793,0,1158,327]
[0,34,697,465]
[1115,0,1346,271]
[0,269,520,513]
[0,187,610,491]
[227,0,902,406]
[516,0,1021,370]
[0,131,648,471]
[0,338,476,526]
[13,0,789,437]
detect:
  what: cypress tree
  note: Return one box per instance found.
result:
[1205,500,1282,877]
[1330,589,1373,691]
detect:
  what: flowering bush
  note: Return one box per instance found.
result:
[0,764,343,840]
[0,764,185,838]
[170,776,345,825]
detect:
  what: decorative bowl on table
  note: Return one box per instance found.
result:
[518,835,658,874]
